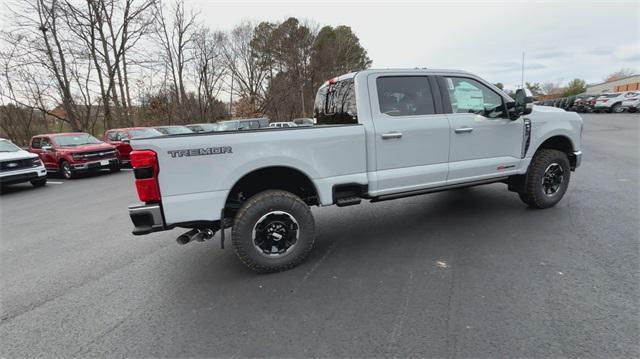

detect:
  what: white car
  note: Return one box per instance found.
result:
[0,138,47,188]
[621,91,640,113]
[268,122,298,128]
[126,68,583,272]
[593,92,629,113]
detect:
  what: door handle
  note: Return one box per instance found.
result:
[454,127,473,134]
[381,132,403,139]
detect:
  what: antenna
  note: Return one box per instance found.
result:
[521,51,525,89]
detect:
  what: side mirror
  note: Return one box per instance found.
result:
[514,88,534,117]
[41,145,52,151]
[122,138,130,144]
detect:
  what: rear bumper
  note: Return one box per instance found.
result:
[129,203,165,235]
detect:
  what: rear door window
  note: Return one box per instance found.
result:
[376,76,436,116]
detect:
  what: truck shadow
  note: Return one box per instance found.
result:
[170,186,532,282]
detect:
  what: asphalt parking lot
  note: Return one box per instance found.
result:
[1,113,638,358]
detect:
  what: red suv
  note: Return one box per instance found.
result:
[103,127,163,165]
[29,133,120,179]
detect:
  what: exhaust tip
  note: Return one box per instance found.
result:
[176,228,200,245]
[176,234,191,245]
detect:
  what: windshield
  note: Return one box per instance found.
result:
[0,139,22,152]
[129,128,163,139]
[217,121,239,131]
[54,134,102,147]
[156,126,193,135]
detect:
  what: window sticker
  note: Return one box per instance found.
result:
[447,78,454,90]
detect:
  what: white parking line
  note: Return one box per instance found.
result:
[120,168,133,171]
[47,181,64,185]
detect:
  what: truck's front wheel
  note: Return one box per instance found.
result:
[232,190,315,273]
[519,149,571,209]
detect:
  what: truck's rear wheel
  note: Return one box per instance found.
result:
[232,190,315,273]
[519,149,571,209]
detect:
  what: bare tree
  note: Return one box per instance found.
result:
[1,0,87,131]
[192,27,226,121]
[153,0,197,110]
[222,21,270,115]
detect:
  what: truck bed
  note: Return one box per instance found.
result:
[131,125,368,225]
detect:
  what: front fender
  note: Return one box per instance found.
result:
[526,108,583,159]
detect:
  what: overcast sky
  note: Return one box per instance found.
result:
[187,0,639,90]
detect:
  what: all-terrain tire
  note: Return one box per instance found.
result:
[232,190,315,273]
[519,149,571,209]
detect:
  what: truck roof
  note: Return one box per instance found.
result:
[320,68,474,88]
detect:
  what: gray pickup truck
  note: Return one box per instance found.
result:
[127,69,583,273]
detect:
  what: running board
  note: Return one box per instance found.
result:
[369,177,508,203]
[336,196,362,207]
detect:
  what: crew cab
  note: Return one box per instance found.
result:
[30,133,120,179]
[104,127,163,165]
[127,69,583,273]
[0,138,47,188]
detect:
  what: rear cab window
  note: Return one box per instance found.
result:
[314,78,358,125]
[31,137,42,149]
[376,76,436,116]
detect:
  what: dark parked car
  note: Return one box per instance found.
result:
[186,123,220,133]
[564,96,576,111]
[216,118,270,131]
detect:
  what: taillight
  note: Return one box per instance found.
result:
[130,150,160,203]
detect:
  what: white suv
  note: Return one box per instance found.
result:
[0,138,47,188]
[621,91,640,113]
[593,92,629,113]
[268,122,298,128]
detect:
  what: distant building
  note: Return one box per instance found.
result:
[585,75,640,94]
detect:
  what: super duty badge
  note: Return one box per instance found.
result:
[168,146,232,158]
